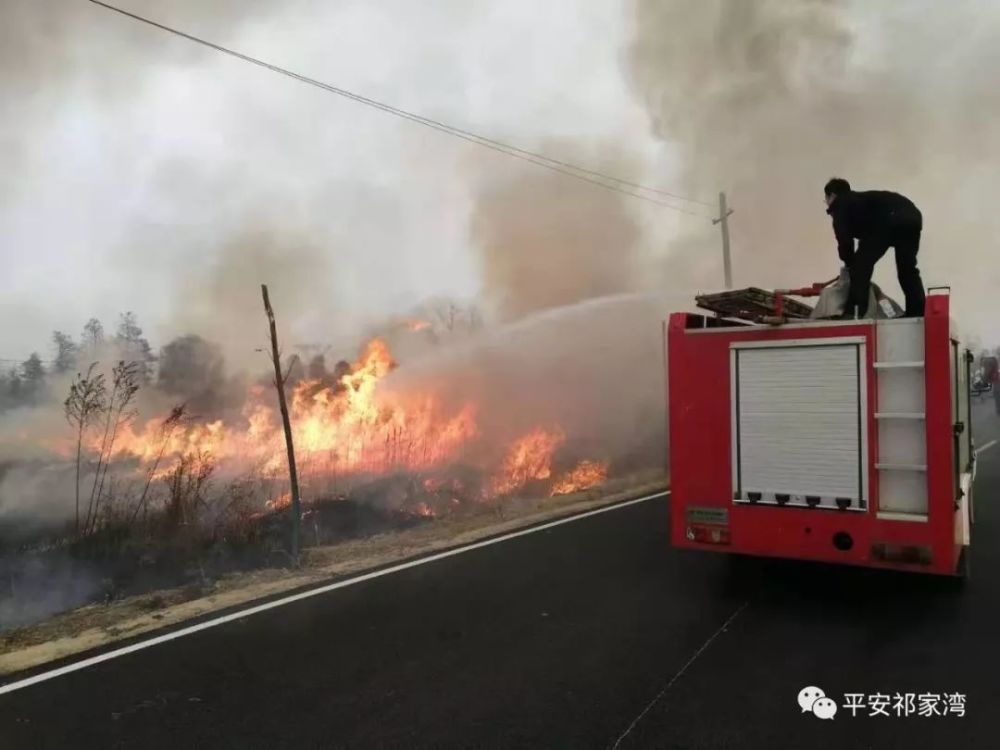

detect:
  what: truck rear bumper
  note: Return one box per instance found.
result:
[671,502,964,576]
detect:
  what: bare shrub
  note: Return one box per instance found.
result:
[164,449,216,530]
[64,363,107,535]
[85,361,140,535]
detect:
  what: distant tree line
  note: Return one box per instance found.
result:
[0,312,156,413]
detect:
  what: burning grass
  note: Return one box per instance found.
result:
[2,334,631,631]
[64,337,608,504]
[550,460,609,496]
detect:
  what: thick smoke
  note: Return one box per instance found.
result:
[163,225,340,370]
[388,293,668,472]
[2,0,660,362]
[0,0,266,89]
[0,0,267,200]
[1,0,484,358]
[0,554,103,631]
[157,334,244,415]
[626,0,1000,338]
[469,146,644,322]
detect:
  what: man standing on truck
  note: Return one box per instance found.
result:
[824,177,926,318]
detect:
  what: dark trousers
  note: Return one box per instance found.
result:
[847,223,925,318]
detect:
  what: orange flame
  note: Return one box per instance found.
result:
[267,491,292,511]
[99,337,478,483]
[400,318,432,332]
[550,460,610,496]
[413,501,435,518]
[485,427,565,499]
[61,337,611,509]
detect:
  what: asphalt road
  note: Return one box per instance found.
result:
[1,401,998,749]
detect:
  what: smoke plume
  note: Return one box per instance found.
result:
[626,0,1000,338]
[388,293,668,470]
[163,225,341,370]
[469,146,644,322]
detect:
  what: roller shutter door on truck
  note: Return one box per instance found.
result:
[730,338,868,511]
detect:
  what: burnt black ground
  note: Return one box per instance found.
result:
[1,401,998,749]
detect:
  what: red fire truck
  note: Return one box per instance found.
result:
[667,287,975,576]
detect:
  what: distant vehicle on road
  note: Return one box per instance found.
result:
[979,355,1000,413]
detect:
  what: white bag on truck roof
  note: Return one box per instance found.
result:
[809,267,903,320]
[810,268,850,319]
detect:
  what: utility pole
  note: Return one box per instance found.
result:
[713,191,734,289]
[261,284,302,563]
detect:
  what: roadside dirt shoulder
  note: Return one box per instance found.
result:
[0,473,667,676]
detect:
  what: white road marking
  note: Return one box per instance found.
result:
[0,490,669,696]
[609,601,749,749]
[975,439,998,456]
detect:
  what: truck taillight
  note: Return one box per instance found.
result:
[871,543,932,565]
[687,525,731,545]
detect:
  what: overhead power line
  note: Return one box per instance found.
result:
[0,358,57,367]
[86,0,712,217]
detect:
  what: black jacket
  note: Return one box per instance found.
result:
[827,190,922,264]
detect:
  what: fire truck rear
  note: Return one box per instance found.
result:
[666,288,975,575]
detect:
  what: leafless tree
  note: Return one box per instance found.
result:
[64,364,107,535]
[85,361,140,534]
[423,298,483,338]
[262,284,302,562]
[52,331,78,375]
[81,318,104,358]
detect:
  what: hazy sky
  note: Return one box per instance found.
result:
[3,0,1000,366]
[0,0,681,364]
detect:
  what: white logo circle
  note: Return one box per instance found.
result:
[797,686,825,713]
[813,697,838,720]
